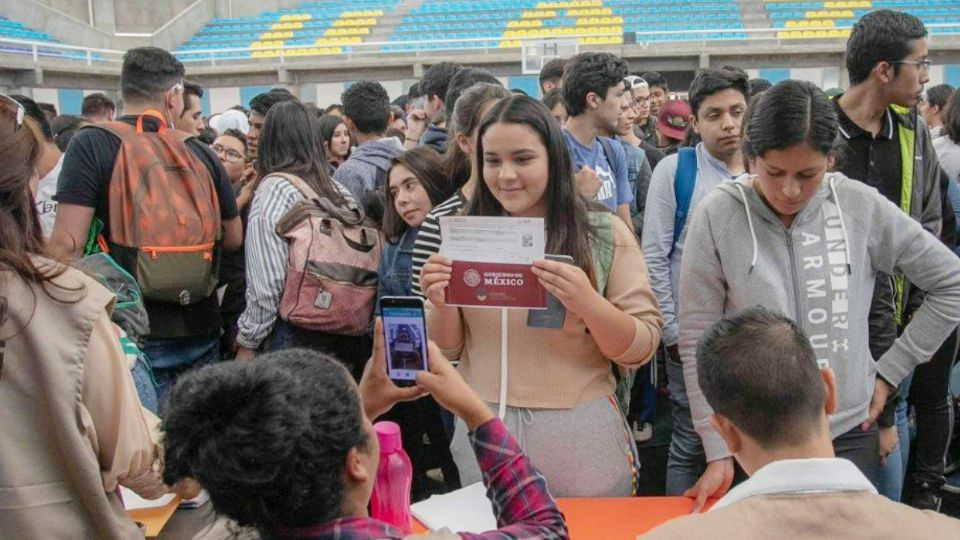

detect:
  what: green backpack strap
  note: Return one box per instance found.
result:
[589,212,633,420]
[589,211,615,295]
[82,218,106,257]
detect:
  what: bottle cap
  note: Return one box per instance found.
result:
[374,421,403,454]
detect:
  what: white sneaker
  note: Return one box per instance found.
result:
[633,421,653,443]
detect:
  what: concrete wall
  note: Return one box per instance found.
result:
[0,0,115,48]
[0,0,212,50]
[115,0,198,34]
[30,0,88,23]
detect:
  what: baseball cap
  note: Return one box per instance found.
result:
[657,99,692,141]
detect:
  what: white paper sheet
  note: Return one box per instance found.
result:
[120,486,176,510]
[410,482,497,533]
[440,216,545,264]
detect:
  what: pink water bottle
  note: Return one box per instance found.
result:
[370,421,413,533]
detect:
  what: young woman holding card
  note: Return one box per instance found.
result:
[420,95,663,497]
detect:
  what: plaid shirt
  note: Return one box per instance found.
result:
[265,418,567,540]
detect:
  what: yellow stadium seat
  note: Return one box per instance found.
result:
[802,30,816,37]
[785,20,797,28]
[789,30,802,38]
[562,27,576,35]
[504,29,516,37]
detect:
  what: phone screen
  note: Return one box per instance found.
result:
[382,298,429,382]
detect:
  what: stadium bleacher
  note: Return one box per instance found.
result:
[385,0,746,53]
[0,16,91,60]
[767,0,960,39]
[175,0,399,61]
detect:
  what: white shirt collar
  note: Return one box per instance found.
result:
[40,153,64,186]
[710,458,877,511]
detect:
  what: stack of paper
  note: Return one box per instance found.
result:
[410,482,498,533]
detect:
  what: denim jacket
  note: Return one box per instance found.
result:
[375,227,418,315]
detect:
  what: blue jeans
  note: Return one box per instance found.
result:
[130,352,159,416]
[877,381,911,501]
[142,334,220,412]
[665,355,706,495]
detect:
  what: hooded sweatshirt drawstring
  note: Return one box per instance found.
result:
[828,174,854,275]
[735,181,760,274]
[736,174,852,275]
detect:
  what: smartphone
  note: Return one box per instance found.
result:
[527,254,574,329]
[381,296,429,385]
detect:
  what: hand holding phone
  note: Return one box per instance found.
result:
[358,318,427,420]
[380,296,430,385]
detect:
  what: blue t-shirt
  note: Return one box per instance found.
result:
[562,130,633,211]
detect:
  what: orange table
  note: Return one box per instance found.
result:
[126,496,181,538]
[413,497,710,538]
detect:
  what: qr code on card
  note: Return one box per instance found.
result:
[522,233,533,247]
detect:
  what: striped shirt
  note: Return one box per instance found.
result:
[236,175,354,350]
[411,192,466,298]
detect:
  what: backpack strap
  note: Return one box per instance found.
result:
[599,137,626,192]
[270,172,322,200]
[272,172,366,226]
[588,211,615,296]
[671,147,698,253]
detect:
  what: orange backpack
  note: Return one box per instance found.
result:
[90,111,221,306]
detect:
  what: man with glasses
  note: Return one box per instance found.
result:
[210,128,254,361]
[628,76,658,147]
[833,9,951,511]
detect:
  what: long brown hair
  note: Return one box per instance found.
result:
[442,83,511,190]
[257,101,345,204]
[382,147,455,240]
[467,95,601,285]
[0,101,67,286]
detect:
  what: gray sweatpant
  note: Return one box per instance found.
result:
[449,395,639,497]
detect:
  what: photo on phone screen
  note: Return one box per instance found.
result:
[381,297,429,382]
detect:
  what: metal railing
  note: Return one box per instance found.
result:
[1,22,959,68]
[0,37,123,65]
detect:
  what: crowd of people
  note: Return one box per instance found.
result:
[3,7,960,539]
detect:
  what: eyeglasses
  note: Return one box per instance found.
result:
[0,94,25,131]
[892,59,932,73]
[212,143,245,164]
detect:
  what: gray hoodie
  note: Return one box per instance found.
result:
[333,137,403,210]
[679,172,960,461]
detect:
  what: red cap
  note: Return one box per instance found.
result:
[374,421,403,454]
[657,99,692,141]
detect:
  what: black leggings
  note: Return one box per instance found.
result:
[908,326,959,488]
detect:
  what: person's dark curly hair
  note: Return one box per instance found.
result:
[161,348,369,531]
[342,80,391,135]
[560,52,629,117]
